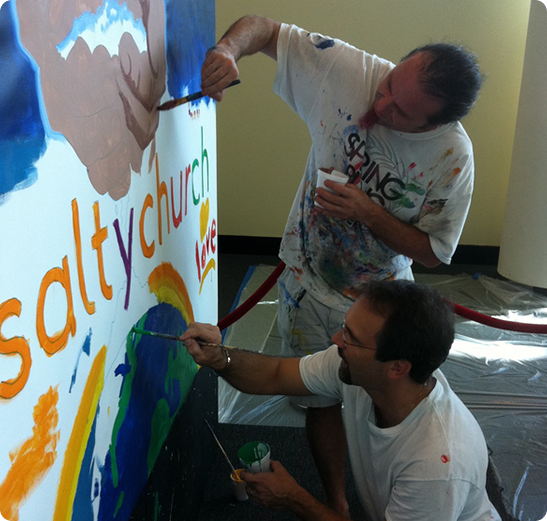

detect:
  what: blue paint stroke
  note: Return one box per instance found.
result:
[69,329,93,393]
[94,302,197,521]
[164,0,215,103]
[71,410,98,521]
[0,1,45,200]
[314,38,335,50]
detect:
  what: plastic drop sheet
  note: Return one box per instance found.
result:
[220,267,547,521]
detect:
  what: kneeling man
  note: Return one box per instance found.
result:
[182,280,500,521]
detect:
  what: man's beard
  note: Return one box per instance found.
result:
[338,349,352,385]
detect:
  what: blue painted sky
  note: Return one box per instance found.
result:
[165,0,215,99]
[0,1,45,199]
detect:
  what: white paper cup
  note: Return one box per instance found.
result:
[238,441,271,473]
[315,169,348,207]
[230,468,248,501]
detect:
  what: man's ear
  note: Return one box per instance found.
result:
[386,359,411,380]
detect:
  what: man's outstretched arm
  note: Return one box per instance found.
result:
[180,321,310,396]
[201,15,281,101]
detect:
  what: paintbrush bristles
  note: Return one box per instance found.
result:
[131,327,181,341]
[157,96,189,111]
[157,79,241,111]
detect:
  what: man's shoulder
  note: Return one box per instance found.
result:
[280,23,393,68]
[428,373,487,450]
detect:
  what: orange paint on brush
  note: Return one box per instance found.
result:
[231,468,245,483]
[0,387,60,521]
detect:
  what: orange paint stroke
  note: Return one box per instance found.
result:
[53,346,107,521]
[91,201,113,301]
[199,258,216,295]
[0,387,60,521]
[148,263,194,325]
[36,256,77,356]
[72,199,96,315]
[0,298,32,399]
[139,194,155,259]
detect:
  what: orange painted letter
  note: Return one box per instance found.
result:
[91,201,113,300]
[72,199,95,315]
[0,299,32,399]
[37,256,76,356]
[140,193,155,258]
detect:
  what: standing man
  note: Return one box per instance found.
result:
[201,15,482,517]
[181,281,501,521]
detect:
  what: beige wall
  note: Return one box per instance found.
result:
[215,0,530,246]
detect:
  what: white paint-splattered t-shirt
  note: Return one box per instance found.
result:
[275,24,474,312]
[300,346,501,521]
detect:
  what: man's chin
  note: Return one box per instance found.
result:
[359,109,379,130]
[338,361,352,385]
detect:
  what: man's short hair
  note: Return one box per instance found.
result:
[402,43,483,126]
[361,280,455,383]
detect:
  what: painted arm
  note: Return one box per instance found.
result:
[200,15,281,101]
[315,181,441,268]
[180,322,310,396]
[243,461,354,521]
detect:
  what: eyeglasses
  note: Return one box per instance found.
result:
[341,319,376,351]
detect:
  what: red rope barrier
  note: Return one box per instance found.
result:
[452,303,547,334]
[218,261,287,331]
[218,261,547,335]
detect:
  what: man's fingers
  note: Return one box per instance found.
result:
[201,49,239,94]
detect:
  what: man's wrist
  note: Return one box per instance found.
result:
[215,40,239,61]
[214,346,231,376]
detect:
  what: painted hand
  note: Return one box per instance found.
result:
[242,461,300,509]
[314,181,378,224]
[200,45,239,101]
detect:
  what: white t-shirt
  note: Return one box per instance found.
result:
[299,346,501,521]
[275,24,475,312]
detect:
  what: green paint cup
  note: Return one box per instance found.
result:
[238,441,271,473]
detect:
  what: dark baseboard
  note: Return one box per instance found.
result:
[218,235,281,256]
[451,245,499,266]
[219,235,500,266]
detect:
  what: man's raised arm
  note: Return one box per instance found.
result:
[201,15,281,101]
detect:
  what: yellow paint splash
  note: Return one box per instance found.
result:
[199,198,210,241]
[53,345,107,521]
[199,258,216,294]
[0,387,60,521]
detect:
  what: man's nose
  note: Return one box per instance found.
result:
[332,330,344,348]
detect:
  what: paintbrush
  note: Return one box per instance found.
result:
[131,327,233,349]
[204,419,239,477]
[131,327,182,341]
[157,79,241,111]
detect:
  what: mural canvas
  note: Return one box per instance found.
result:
[0,1,217,520]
